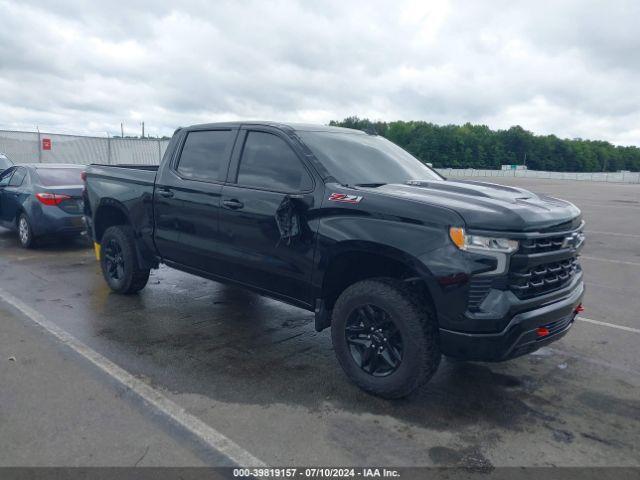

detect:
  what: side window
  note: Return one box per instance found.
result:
[176,130,235,182]
[237,131,313,192]
[8,168,26,187]
[0,169,14,187]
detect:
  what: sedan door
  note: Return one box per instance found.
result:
[0,167,26,226]
[217,127,320,306]
[0,167,16,227]
[153,128,238,272]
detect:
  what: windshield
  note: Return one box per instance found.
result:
[36,168,84,186]
[0,154,13,171]
[297,131,442,185]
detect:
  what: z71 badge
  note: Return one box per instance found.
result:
[328,193,363,204]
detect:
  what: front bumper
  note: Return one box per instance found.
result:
[439,279,584,361]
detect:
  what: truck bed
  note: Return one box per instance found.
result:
[90,164,159,171]
[86,164,158,186]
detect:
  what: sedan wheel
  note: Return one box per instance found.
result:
[17,214,34,248]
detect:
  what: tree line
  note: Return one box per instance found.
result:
[329,117,640,172]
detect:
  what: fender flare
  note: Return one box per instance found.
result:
[93,198,156,270]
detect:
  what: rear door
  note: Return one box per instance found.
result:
[153,127,238,270]
[217,127,319,305]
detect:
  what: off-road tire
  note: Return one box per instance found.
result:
[331,278,441,399]
[100,225,150,294]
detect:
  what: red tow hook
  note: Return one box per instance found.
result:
[536,327,550,337]
[574,304,584,314]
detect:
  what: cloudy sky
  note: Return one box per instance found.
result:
[1,0,638,144]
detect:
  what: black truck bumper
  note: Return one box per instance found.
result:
[439,279,584,361]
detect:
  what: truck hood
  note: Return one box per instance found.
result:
[360,180,582,232]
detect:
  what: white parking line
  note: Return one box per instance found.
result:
[580,255,640,267]
[546,347,640,377]
[576,316,640,334]
[577,203,640,210]
[0,287,266,468]
[586,230,640,239]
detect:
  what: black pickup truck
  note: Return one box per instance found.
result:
[85,122,585,398]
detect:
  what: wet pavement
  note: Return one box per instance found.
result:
[0,178,639,467]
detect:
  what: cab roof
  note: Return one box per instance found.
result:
[183,121,366,135]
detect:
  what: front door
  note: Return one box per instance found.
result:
[153,128,238,271]
[0,168,15,226]
[0,167,25,227]
[218,128,319,305]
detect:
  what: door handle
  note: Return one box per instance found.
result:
[223,199,244,210]
[158,188,174,198]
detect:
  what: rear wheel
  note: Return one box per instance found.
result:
[100,225,150,294]
[17,213,35,249]
[331,278,441,399]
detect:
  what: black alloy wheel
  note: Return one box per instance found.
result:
[103,237,125,282]
[345,304,403,377]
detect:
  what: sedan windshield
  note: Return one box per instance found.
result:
[0,154,13,171]
[297,131,442,186]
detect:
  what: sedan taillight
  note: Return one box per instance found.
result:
[35,192,71,206]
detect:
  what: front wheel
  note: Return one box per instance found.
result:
[331,278,441,399]
[100,225,150,294]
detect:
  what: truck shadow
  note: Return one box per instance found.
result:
[92,279,585,435]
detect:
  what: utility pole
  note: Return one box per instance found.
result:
[37,126,42,163]
[141,121,145,139]
[106,132,111,164]
[121,122,124,138]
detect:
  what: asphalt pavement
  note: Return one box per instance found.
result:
[0,177,638,468]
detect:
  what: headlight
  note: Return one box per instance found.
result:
[449,227,519,253]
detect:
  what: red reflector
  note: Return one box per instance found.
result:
[536,327,550,337]
[574,304,584,314]
[35,192,71,206]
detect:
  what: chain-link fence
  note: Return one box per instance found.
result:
[437,168,640,183]
[0,129,170,165]
[2,129,639,183]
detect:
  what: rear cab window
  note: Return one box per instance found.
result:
[237,131,313,192]
[176,130,235,182]
[36,168,84,186]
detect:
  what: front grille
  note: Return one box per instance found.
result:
[510,257,580,299]
[520,235,566,254]
[508,225,584,300]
